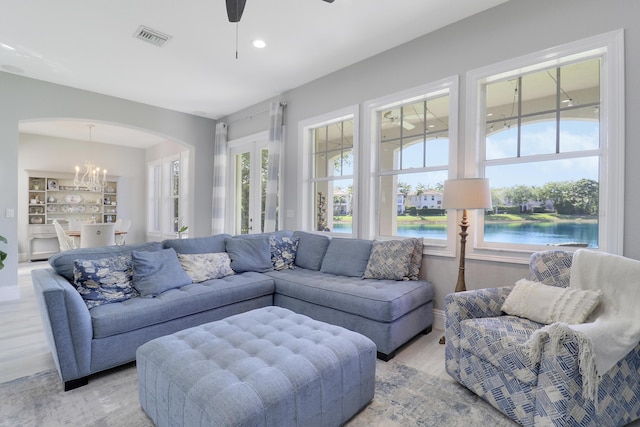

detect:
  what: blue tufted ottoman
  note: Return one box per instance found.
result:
[136,306,376,427]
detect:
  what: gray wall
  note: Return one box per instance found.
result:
[223,0,640,312]
[0,73,216,299]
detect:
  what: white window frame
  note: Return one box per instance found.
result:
[147,159,161,235]
[298,105,359,237]
[146,151,190,241]
[466,30,625,263]
[362,76,459,256]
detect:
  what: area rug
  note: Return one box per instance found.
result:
[0,360,516,427]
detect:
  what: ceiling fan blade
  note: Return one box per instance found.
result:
[322,0,335,2]
[226,0,247,23]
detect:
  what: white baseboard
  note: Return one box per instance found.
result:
[0,285,20,302]
[433,308,445,331]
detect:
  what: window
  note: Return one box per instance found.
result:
[146,151,190,240]
[364,77,458,249]
[467,31,624,258]
[311,119,354,234]
[299,106,358,236]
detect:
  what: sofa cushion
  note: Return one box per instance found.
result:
[320,238,372,277]
[73,255,138,309]
[269,234,299,270]
[49,241,164,281]
[132,248,193,297]
[501,278,602,324]
[225,236,273,273]
[265,268,433,323]
[460,316,542,385]
[293,231,330,271]
[363,239,415,280]
[163,234,231,254]
[177,252,235,283]
[89,272,275,339]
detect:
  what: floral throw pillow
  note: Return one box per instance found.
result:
[177,252,235,283]
[73,256,138,309]
[270,235,300,270]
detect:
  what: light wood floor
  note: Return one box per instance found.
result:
[0,261,449,384]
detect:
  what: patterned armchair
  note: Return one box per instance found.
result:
[444,250,640,426]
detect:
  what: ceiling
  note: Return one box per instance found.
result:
[2,0,508,146]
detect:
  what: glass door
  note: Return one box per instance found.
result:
[229,140,268,235]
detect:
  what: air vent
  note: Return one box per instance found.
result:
[135,25,172,47]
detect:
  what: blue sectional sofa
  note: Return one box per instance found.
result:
[32,231,434,390]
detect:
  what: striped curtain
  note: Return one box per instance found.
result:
[263,102,284,232]
[211,122,228,234]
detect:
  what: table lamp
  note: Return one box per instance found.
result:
[442,178,492,293]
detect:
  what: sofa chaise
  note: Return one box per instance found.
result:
[32,230,434,390]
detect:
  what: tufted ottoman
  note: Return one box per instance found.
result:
[136,306,376,427]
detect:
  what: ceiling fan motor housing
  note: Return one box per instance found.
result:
[227,0,334,23]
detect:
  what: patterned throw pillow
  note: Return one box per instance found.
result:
[406,238,424,280]
[178,252,235,282]
[270,235,300,270]
[363,239,416,281]
[73,256,138,309]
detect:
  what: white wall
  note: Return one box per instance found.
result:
[222,0,640,311]
[0,73,217,300]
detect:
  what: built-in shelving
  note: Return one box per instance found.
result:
[27,174,119,261]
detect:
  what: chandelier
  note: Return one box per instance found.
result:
[74,124,107,192]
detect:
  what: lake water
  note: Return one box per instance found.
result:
[332,222,598,247]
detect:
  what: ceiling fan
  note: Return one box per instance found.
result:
[382,111,415,130]
[226,0,335,23]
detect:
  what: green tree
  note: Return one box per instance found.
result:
[570,179,599,215]
[398,181,412,196]
[504,185,537,207]
[538,181,572,213]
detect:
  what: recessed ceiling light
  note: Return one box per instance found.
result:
[252,39,266,49]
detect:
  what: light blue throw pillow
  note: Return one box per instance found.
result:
[131,248,192,297]
[320,238,373,277]
[293,231,330,271]
[225,236,273,273]
[73,255,138,309]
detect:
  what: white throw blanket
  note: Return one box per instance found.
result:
[525,249,640,401]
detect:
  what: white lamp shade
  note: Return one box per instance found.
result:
[442,178,492,210]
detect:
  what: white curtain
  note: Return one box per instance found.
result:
[264,102,284,232]
[211,122,228,234]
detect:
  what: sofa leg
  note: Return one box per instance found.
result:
[422,325,433,335]
[64,377,88,391]
[377,351,395,362]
